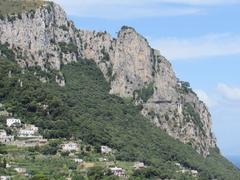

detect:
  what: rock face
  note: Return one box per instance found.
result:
[0,2,216,156]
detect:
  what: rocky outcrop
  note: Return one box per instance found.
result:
[0,1,216,156]
[80,27,217,156]
[0,2,77,85]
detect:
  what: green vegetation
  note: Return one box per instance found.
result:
[0,0,43,17]
[134,82,154,103]
[58,42,78,54]
[0,56,239,179]
[0,43,15,61]
[183,103,204,132]
[0,144,77,179]
[178,81,196,94]
[101,47,110,62]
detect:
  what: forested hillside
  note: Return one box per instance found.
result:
[0,54,239,179]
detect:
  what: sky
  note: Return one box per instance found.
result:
[52,0,240,159]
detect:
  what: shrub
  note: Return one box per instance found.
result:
[134,82,154,103]
[183,103,204,131]
[58,42,78,54]
[0,43,15,61]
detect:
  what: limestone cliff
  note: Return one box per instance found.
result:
[0,1,216,156]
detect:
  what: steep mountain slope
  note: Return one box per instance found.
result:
[0,1,216,156]
[0,56,240,179]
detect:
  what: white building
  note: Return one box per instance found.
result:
[74,158,83,164]
[6,118,21,127]
[175,162,181,167]
[99,157,108,162]
[14,167,27,173]
[18,129,35,137]
[110,167,125,177]
[101,146,112,154]
[191,170,198,177]
[0,176,11,180]
[0,130,7,137]
[62,142,79,152]
[0,130,14,143]
[23,124,38,132]
[18,124,39,137]
[134,162,145,169]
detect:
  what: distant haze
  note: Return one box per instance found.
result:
[227,156,240,168]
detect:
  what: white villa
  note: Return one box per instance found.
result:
[110,167,125,177]
[0,176,11,180]
[0,130,14,143]
[191,170,198,177]
[6,118,21,127]
[134,162,145,169]
[62,142,79,152]
[18,124,39,137]
[18,129,35,137]
[74,158,83,164]
[14,167,27,174]
[23,124,38,132]
[101,146,112,154]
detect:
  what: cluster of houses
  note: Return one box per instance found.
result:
[175,162,198,177]
[60,143,113,154]
[0,116,147,178]
[0,118,47,147]
[59,143,145,177]
[100,145,145,177]
[109,162,145,177]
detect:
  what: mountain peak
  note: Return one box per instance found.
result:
[119,26,136,33]
[0,0,216,157]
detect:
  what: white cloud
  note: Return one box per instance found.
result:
[195,89,218,108]
[51,0,240,19]
[152,33,240,60]
[52,0,203,19]
[217,83,240,101]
